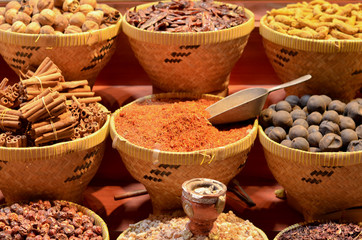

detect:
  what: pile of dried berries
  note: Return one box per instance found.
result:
[278,221,362,240]
[0,200,103,239]
[115,98,252,152]
[126,0,248,32]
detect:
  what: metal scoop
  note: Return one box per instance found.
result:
[206,74,312,125]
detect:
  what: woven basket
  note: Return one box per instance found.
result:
[0,19,122,87]
[0,104,110,204]
[110,92,258,214]
[259,126,362,221]
[122,2,255,96]
[259,16,362,101]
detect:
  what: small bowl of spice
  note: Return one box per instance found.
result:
[0,200,109,239]
[110,92,258,213]
[259,0,362,101]
[122,0,254,96]
[258,94,362,220]
[0,0,122,87]
[274,220,362,240]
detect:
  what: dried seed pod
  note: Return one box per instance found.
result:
[31,13,40,22]
[81,20,98,31]
[25,21,40,33]
[62,12,73,21]
[308,125,319,134]
[38,8,56,25]
[13,11,31,24]
[322,110,340,124]
[0,7,5,16]
[292,118,308,129]
[259,108,275,128]
[319,133,342,152]
[299,95,311,108]
[307,95,326,113]
[79,4,93,15]
[53,14,68,32]
[285,95,299,107]
[0,15,5,25]
[340,129,358,147]
[264,126,274,136]
[272,110,293,130]
[6,1,21,11]
[37,0,54,11]
[0,23,11,30]
[85,10,103,25]
[289,125,308,140]
[347,140,362,152]
[356,125,362,139]
[291,109,306,121]
[291,137,309,151]
[5,8,18,24]
[11,20,26,32]
[328,100,346,114]
[275,100,292,112]
[268,126,286,143]
[280,139,292,148]
[320,120,340,135]
[69,12,85,27]
[64,24,81,33]
[339,116,356,130]
[307,131,323,147]
[63,0,80,13]
[307,111,323,126]
[39,24,54,33]
[80,0,96,9]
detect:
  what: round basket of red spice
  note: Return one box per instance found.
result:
[110,92,258,214]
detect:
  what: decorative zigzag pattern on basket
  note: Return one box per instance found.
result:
[280,48,298,56]
[301,178,322,184]
[179,45,200,49]
[15,52,32,58]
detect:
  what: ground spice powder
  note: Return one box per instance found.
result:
[115,98,252,152]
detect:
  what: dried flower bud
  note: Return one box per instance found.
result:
[0,7,6,16]
[13,11,31,25]
[79,4,93,15]
[63,0,80,13]
[39,24,54,33]
[79,0,96,9]
[38,8,56,25]
[25,21,40,33]
[53,14,68,32]
[37,0,54,11]
[54,0,64,8]
[11,20,26,32]
[85,10,103,25]
[69,12,85,27]
[6,1,21,12]
[0,23,12,31]
[0,15,5,25]
[81,20,98,31]
[31,13,40,22]
[64,24,81,33]
[5,8,18,24]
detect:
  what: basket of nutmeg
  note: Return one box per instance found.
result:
[260,0,362,101]
[0,0,121,87]
[0,57,110,204]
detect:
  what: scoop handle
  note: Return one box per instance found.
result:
[267,74,312,93]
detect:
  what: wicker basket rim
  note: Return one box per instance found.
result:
[258,126,362,166]
[1,200,110,240]
[259,15,362,53]
[122,1,255,44]
[0,103,110,159]
[0,18,122,47]
[110,92,258,163]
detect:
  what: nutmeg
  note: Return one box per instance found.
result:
[308,125,319,134]
[269,104,276,111]
[13,12,31,25]
[299,95,311,108]
[319,120,340,135]
[0,23,12,31]
[291,137,310,151]
[307,95,326,113]
[0,7,5,16]
[11,20,26,33]
[280,139,292,148]
[307,111,323,125]
[307,131,323,147]
[328,100,346,114]
[64,24,82,33]
[37,0,54,11]
[85,10,103,25]
[320,95,332,107]
[53,14,68,32]
[69,12,85,27]
[265,126,274,136]
[275,101,292,112]
[319,133,342,152]
[25,21,40,33]
[259,108,275,129]
[268,126,287,143]
[339,116,356,130]
[340,129,358,147]
[0,15,4,25]
[63,0,80,13]
[285,95,299,107]
[292,119,308,129]
[356,125,362,139]
[81,20,98,31]
[272,110,293,130]
[39,24,54,34]
[322,110,340,124]
[6,1,21,12]
[79,4,93,15]
[347,140,362,152]
[38,8,56,25]
[344,101,362,126]
[80,0,96,9]
[5,8,18,24]
[290,109,306,121]
[289,125,308,140]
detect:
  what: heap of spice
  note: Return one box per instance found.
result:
[278,221,362,240]
[119,211,264,240]
[115,98,252,152]
[126,0,248,32]
[0,57,108,147]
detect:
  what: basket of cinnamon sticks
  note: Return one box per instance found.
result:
[0,57,110,203]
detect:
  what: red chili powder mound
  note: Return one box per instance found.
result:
[114,98,253,152]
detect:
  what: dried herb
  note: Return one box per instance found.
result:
[126,0,248,32]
